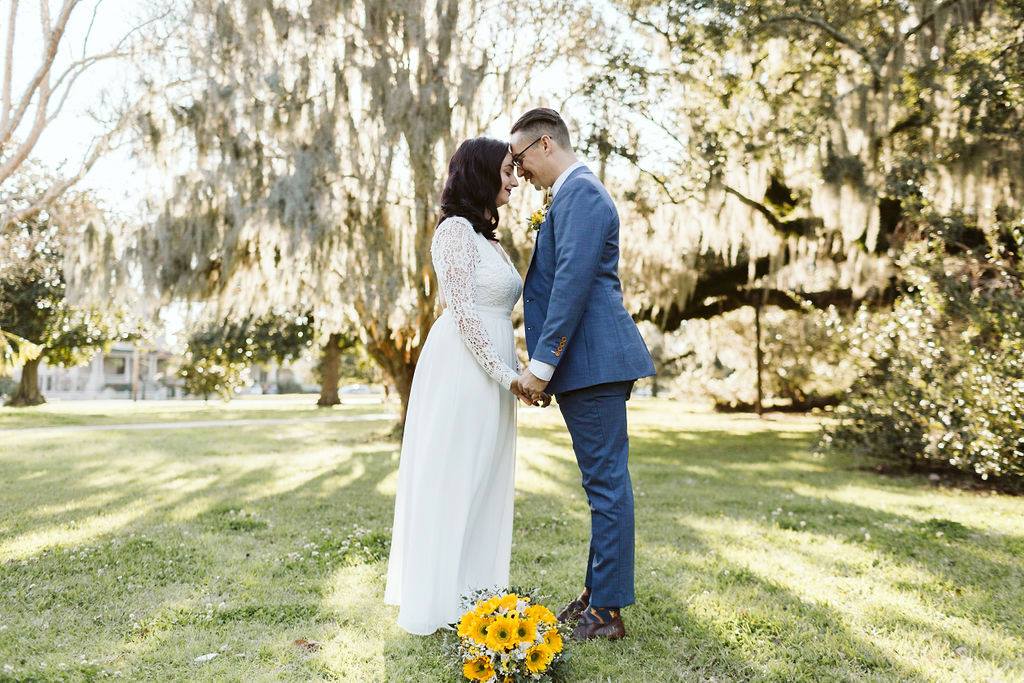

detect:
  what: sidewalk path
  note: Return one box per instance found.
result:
[0,412,397,438]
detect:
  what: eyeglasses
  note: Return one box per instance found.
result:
[510,136,544,168]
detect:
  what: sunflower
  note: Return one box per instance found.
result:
[474,596,501,617]
[457,612,480,639]
[463,656,495,681]
[525,604,557,625]
[543,628,563,653]
[471,615,491,644]
[485,615,519,652]
[525,643,553,673]
[514,616,538,644]
[497,593,519,612]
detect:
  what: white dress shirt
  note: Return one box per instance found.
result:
[528,161,588,383]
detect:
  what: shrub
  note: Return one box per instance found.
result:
[822,218,1024,487]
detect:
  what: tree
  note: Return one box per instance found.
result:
[0,327,40,373]
[0,0,169,227]
[0,174,136,405]
[133,0,584,430]
[178,311,313,400]
[589,0,1022,331]
[316,331,360,407]
[822,216,1024,487]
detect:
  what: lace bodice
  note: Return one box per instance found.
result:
[431,216,523,390]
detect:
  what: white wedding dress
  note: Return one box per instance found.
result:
[384,215,523,635]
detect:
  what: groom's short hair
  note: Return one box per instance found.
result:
[511,108,573,151]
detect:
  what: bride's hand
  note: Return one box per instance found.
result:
[510,379,534,406]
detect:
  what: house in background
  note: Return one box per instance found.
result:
[11,343,318,400]
[249,355,319,395]
[26,342,181,400]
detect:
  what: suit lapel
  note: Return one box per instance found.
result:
[525,167,589,280]
[525,214,546,278]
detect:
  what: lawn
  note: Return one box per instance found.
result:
[0,399,1021,681]
[0,395,388,430]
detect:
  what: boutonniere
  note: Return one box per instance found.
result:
[526,191,552,232]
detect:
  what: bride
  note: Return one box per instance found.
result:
[384,137,547,635]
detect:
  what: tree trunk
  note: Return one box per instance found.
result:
[364,340,418,438]
[754,302,764,417]
[392,361,416,434]
[714,393,841,413]
[8,356,45,407]
[131,347,141,400]
[317,333,342,407]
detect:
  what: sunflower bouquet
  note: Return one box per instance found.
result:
[449,588,569,682]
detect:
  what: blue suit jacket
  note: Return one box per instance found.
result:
[523,166,656,395]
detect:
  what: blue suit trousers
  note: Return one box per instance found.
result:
[556,380,636,609]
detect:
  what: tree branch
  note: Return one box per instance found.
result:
[1,0,17,133]
[0,0,78,146]
[639,166,685,204]
[0,117,125,228]
[902,0,967,42]
[43,48,132,127]
[723,184,823,238]
[757,13,882,85]
[626,9,675,52]
[637,284,892,331]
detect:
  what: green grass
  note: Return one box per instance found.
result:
[1,399,1021,681]
[0,394,387,430]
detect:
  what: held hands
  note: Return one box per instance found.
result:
[511,377,552,408]
[511,370,551,407]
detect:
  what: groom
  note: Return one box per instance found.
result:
[510,108,656,640]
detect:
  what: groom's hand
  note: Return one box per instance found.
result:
[518,370,549,402]
[512,379,552,407]
[510,379,536,406]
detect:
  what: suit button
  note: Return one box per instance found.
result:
[525,298,532,303]
[527,326,533,331]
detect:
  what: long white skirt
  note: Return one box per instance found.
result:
[384,306,517,635]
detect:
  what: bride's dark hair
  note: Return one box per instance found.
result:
[437,137,509,242]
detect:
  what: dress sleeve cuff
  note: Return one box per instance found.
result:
[528,359,556,382]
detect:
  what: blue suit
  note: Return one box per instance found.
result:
[523,165,655,609]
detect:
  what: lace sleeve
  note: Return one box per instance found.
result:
[432,218,518,391]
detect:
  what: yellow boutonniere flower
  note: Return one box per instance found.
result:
[526,192,552,232]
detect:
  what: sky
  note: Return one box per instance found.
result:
[6,0,148,210]
[9,1,630,216]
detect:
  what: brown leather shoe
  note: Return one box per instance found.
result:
[572,607,626,640]
[556,590,590,623]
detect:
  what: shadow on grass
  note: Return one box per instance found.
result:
[0,412,1020,680]
[492,430,933,682]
